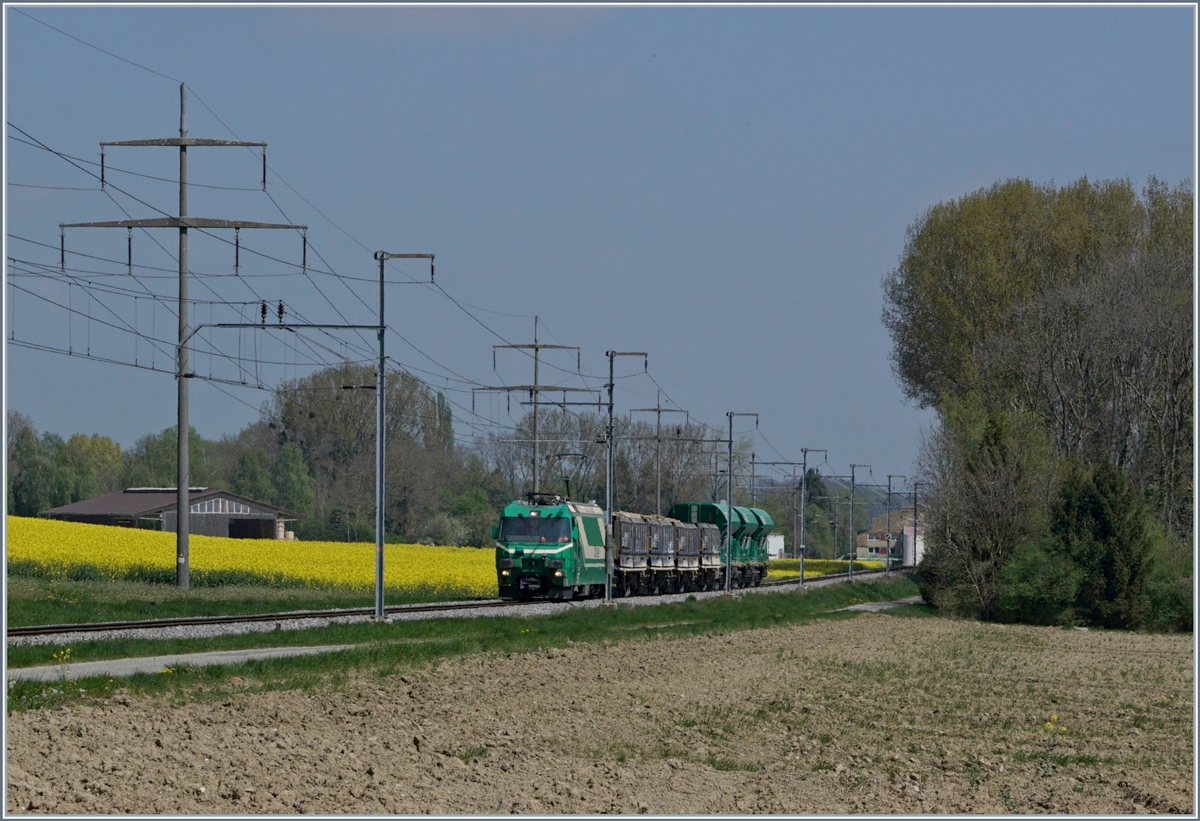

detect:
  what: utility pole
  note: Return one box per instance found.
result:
[371,252,434,619]
[814,491,848,564]
[750,453,757,508]
[725,412,758,592]
[799,448,826,583]
[476,318,591,494]
[754,458,803,570]
[791,468,797,563]
[59,84,304,589]
[604,350,647,603]
[886,474,906,574]
[819,497,843,565]
[910,480,921,569]
[848,464,870,583]
[630,390,688,515]
[831,506,838,560]
[758,452,825,585]
[815,482,850,560]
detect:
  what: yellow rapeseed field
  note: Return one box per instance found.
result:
[766,558,886,582]
[6,516,497,598]
[8,517,886,597]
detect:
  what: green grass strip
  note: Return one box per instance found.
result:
[7,576,918,713]
[6,574,486,627]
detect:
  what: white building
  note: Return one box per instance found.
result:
[900,524,925,566]
[766,533,785,559]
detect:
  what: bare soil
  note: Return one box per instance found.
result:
[6,613,1193,814]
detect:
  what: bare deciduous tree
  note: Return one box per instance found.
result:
[916,407,1058,618]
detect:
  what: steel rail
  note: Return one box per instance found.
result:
[6,598,527,638]
[8,569,903,639]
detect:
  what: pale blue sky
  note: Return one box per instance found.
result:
[3,4,1194,487]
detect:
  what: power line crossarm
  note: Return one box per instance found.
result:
[102,138,265,147]
[62,218,304,230]
[179,322,380,348]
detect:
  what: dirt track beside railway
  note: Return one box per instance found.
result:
[6,612,1193,814]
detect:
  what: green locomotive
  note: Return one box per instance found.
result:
[493,494,773,600]
[493,494,606,600]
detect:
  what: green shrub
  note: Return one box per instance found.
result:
[1054,463,1154,629]
[914,545,976,617]
[992,537,1081,626]
[1142,530,1193,632]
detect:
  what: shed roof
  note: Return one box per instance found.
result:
[866,503,926,534]
[40,488,305,520]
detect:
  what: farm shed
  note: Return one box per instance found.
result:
[39,488,304,539]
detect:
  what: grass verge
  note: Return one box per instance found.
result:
[5,575,479,627]
[6,575,918,713]
[9,559,871,627]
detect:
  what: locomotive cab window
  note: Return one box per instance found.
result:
[499,516,571,543]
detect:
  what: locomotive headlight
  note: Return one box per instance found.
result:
[553,570,564,578]
[500,569,511,577]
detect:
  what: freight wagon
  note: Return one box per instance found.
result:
[493,494,773,600]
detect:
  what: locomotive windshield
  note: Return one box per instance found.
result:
[499,515,571,543]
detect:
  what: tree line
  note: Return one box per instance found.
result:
[12,363,843,550]
[884,175,1192,630]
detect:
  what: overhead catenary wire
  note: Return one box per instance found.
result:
[12,7,182,83]
[14,122,593,396]
[93,80,382,365]
[8,233,297,279]
[9,248,364,379]
[8,126,371,383]
[10,182,101,191]
[9,124,329,277]
[6,31,825,480]
[16,14,631,411]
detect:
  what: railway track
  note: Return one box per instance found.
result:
[6,598,529,639]
[8,568,901,641]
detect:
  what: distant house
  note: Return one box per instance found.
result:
[39,487,304,540]
[855,504,926,564]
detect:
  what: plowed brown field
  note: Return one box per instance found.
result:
[6,613,1193,814]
